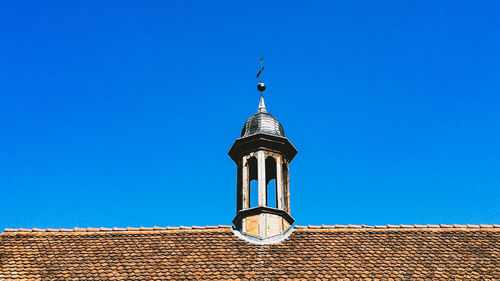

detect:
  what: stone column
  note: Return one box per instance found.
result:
[257,150,266,206]
[241,156,250,209]
[276,154,284,210]
[284,162,291,213]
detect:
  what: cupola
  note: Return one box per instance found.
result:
[229,93,297,241]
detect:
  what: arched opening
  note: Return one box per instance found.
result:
[267,179,277,208]
[247,156,258,208]
[237,164,242,211]
[250,180,259,207]
[266,156,277,208]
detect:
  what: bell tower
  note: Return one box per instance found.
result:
[229,87,297,240]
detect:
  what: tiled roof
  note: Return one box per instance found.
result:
[1,225,499,280]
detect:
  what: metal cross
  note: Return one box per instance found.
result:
[256,57,265,79]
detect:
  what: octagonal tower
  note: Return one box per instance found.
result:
[229,95,297,239]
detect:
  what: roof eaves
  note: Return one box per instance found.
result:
[3,224,499,234]
[2,225,233,234]
[294,224,500,231]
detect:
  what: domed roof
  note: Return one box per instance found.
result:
[240,95,285,138]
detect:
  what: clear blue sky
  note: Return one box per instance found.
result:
[1,1,499,230]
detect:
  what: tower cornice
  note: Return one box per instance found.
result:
[232,206,295,227]
[228,133,297,163]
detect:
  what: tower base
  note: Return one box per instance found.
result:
[233,206,294,238]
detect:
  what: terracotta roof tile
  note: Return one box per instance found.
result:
[1,225,498,279]
[3,224,498,233]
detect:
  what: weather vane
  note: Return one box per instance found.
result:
[256,56,266,93]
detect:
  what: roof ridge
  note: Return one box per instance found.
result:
[3,224,499,233]
[2,225,233,233]
[295,224,500,230]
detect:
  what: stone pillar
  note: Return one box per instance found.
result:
[276,154,283,210]
[242,156,250,209]
[257,151,266,206]
[284,162,291,213]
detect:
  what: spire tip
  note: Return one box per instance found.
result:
[258,94,267,113]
